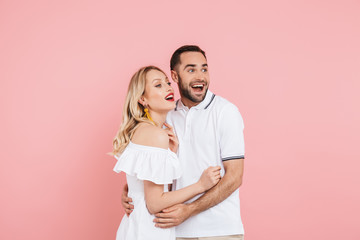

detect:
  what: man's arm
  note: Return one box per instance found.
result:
[154,158,244,228]
[188,159,244,215]
[121,184,134,216]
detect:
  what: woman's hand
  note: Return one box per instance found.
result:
[198,166,221,191]
[164,123,178,153]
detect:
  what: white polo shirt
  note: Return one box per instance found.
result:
[166,90,245,238]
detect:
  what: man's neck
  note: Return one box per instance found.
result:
[180,97,200,109]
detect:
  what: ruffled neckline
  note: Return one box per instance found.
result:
[113,141,181,184]
[128,141,171,153]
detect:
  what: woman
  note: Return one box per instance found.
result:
[112,66,221,240]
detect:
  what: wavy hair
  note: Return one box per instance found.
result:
[112,66,165,155]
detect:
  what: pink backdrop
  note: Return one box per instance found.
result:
[1,0,359,239]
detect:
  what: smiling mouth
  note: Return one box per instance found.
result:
[165,93,174,101]
[191,83,205,92]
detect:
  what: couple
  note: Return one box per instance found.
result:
[112,45,245,240]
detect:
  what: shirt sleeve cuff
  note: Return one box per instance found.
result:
[222,155,245,161]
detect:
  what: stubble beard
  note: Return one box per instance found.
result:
[178,75,208,103]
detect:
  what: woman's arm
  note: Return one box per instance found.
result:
[131,124,221,214]
[144,166,221,214]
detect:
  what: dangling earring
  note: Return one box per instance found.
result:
[144,105,155,124]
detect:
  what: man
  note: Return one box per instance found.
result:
[123,45,245,240]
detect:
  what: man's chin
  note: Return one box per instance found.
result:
[181,88,207,103]
[190,93,206,103]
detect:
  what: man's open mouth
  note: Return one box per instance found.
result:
[191,83,205,92]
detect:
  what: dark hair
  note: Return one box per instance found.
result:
[170,45,207,70]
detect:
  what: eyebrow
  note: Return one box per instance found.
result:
[183,64,208,70]
[152,77,169,83]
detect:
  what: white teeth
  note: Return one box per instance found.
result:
[192,84,204,88]
[165,94,173,100]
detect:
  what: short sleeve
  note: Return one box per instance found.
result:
[218,103,245,161]
[113,143,182,184]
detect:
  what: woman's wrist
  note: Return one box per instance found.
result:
[195,181,205,193]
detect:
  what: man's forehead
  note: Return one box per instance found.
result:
[179,51,207,65]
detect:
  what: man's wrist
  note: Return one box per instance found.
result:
[186,202,199,218]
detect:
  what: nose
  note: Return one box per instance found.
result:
[196,71,206,81]
[166,83,173,92]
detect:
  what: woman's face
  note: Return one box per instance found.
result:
[142,69,175,113]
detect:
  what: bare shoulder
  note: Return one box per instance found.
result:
[132,123,169,149]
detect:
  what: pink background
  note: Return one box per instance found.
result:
[1,0,359,239]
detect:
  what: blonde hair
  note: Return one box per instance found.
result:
[112,66,165,155]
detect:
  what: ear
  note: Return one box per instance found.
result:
[171,70,179,83]
[138,96,146,106]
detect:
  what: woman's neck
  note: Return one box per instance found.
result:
[148,110,167,128]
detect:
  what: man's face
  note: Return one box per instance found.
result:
[172,52,210,105]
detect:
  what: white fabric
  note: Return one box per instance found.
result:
[114,141,182,240]
[166,90,245,238]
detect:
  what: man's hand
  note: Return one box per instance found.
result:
[121,184,134,216]
[153,203,191,228]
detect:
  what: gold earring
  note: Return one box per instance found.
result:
[144,106,155,124]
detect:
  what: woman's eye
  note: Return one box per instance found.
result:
[155,84,161,88]
[167,82,171,86]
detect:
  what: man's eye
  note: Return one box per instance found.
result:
[202,68,208,72]
[188,69,194,73]
[155,84,161,88]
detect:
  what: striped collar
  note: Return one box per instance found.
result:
[175,90,216,111]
